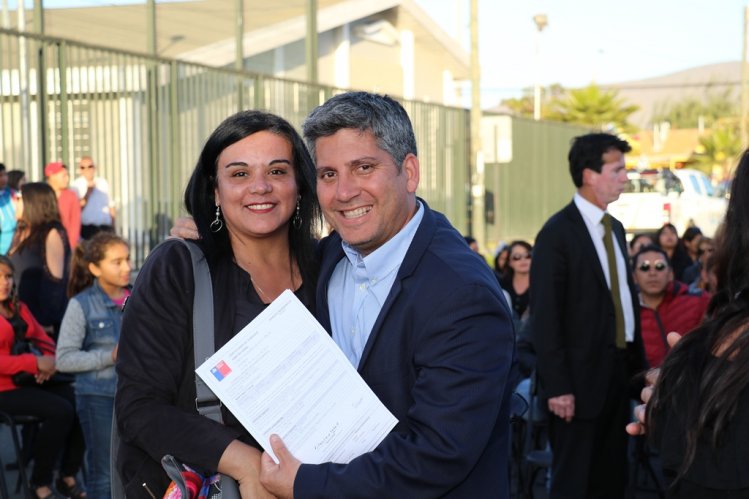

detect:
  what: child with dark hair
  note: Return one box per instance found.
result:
[0,255,85,499]
[56,232,131,499]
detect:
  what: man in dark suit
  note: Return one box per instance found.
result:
[530,133,646,498]
[259,92,516,498]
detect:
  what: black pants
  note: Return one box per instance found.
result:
[81,224,114,240]
[0,383,85,487]
[547,350,630,499]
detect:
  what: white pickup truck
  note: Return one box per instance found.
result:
[608,168,727,237]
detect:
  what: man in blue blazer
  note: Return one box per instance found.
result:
[260,92,516,498]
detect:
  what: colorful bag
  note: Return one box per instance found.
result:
[161,455,227,499]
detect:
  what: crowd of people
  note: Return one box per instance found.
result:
[0,91,746,499]
[0,157,122,499]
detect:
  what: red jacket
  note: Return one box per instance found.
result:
[0,303,56,392]
[640,281,710,368]
[58,188,81,248]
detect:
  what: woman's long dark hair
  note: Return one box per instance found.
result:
[648,150,749,480]
[655,223,688,260]
[0,255,18,311]
[0,255,27,340]
[10,182,66,254]
[184,110,321,299]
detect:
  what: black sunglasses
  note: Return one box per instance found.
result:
[637,260,667,272]
[511,253,532,261]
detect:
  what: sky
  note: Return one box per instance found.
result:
[413,0,747,107]
[6,0,748,108]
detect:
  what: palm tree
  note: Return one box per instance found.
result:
[546,83,639,132]
[691,119,741,179]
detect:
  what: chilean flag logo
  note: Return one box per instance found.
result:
[210,360,232,381]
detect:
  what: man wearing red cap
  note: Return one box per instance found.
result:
[45,162,81,248]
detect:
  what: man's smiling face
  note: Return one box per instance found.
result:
[315,128,419,256]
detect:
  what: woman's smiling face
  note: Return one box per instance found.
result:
[214,131,298,242]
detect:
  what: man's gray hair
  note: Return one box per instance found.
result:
[302,92,418,170]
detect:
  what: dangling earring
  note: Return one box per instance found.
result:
[210,205,223,232]
[292,198,302,229]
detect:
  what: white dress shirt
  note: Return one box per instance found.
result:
[574,193,635,342]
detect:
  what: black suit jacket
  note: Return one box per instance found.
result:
[530,201,645,418]
[295,201,516,498]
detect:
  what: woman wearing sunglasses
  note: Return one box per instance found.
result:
[499,240,532,322]
[632,244,710,368]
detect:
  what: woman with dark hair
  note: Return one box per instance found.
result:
[628,232,654,257]
[499,240,532,321]
[681,226,703,263]
[655,223,691,282]
[0,255,86,499]
[493,245,510,282]
[7,169,26,191]
[115,110,320,498]
[648,150,749,497]
[8,182,71,338]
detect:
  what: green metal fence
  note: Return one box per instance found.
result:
[484,116,589,250]
[0,27,470,266]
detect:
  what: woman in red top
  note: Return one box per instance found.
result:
[0,255,85,499]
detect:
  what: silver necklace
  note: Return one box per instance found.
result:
[250,276,269,303]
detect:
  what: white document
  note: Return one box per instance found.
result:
[195,289,398,464]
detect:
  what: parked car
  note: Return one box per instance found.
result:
[608,168,727,237]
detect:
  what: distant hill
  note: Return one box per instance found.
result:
[602,61,741,129]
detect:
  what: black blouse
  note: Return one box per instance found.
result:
[115,240,314,498]
[10,223,70,333]
[654,357,749,497]
[500,275,529,319]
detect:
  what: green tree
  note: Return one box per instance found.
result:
[545,83,639,132]
[652,89,736,129]
[690,118,742,178]
[498,84,565,118]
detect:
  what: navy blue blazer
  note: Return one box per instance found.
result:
[295,200,516,498]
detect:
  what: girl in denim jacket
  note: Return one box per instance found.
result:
[57,232,131,499]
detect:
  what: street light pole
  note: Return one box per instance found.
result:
[741,5,748,150]
[306,0,318,84]
[532,13,548,121]
[469,0,485,249]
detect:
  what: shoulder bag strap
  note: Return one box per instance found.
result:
[179,240,223,424]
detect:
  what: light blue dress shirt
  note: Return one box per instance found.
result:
[328,201,424,368]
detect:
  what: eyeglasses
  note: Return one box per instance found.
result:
[511,253,532,261]
[637,260,667,272]
[79,164,95,170]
